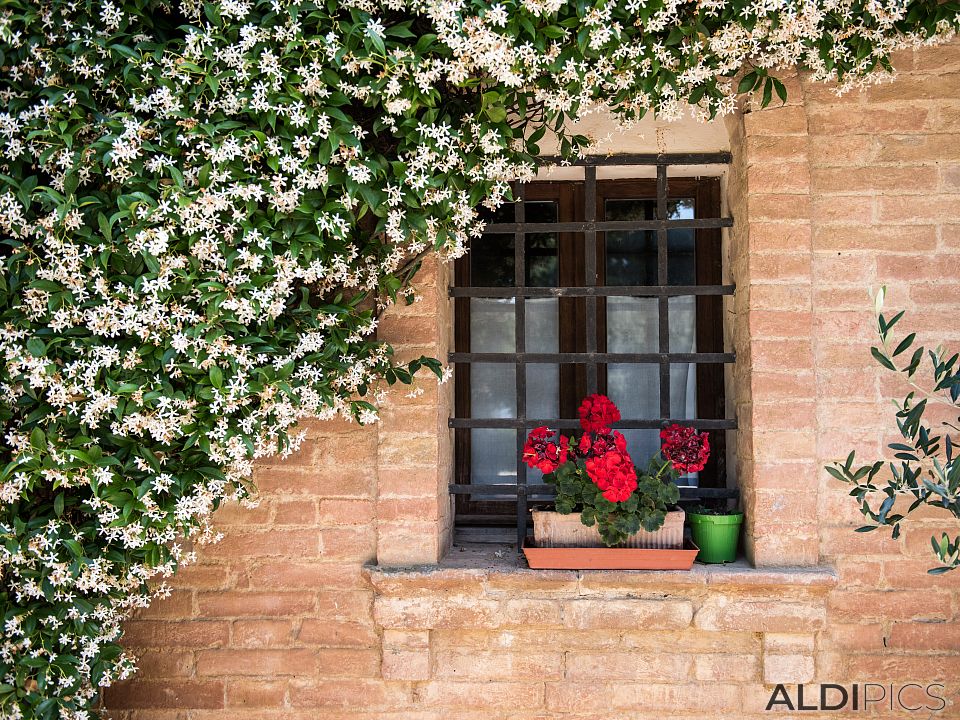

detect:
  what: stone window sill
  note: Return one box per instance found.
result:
[366,542,838,593]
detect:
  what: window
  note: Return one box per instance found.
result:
[450,156,736,545]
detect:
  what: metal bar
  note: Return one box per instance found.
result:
[449,352,735,363]
[656,164,671,420]
[448,483,740,499]
[481,218,733,233]
[449,417,738,430]
[450,284,736,298]
[538,152,732,166]
[584,165,598,395]
[514,184,528,549]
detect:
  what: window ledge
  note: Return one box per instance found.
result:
[365,543,838,594]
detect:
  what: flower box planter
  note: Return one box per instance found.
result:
[522,538,700,570]
[532,508,685,549]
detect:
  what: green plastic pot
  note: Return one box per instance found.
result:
[688,511,743,564]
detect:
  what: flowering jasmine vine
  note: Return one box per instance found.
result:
[0,0,957,718]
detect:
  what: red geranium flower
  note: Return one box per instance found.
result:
[585,449,638,503]
[578,394,621,433]
[660,424,710,474]
[584,429,627,458]
[522,426,569,474]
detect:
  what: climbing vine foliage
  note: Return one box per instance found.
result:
[0,0,957,717]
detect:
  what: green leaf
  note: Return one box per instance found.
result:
[772,77,788,104]
[892,333,916,357]
[737,71,757,94]
[871,346,896,371]
[209,366,224,389]
[26,337,46,357]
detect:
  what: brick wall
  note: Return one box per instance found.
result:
[106,41,960,719]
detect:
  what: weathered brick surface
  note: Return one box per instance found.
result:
[107,40,960,719]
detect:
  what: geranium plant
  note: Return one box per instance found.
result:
[523,394,709,546]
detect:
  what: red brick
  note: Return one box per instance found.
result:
[417,681,543,709]
[743,105,809,136]
[197,649,318,677]
[376,497,441,523]
[321,526,377,561]
[748,253,812,281]
[563,599,693,630]
[812,195,876,224]
[316,649,382,677]
[694,599,825,632]
[694,653,760,682]
[811,166,939,194]
[875,134,960,162]
[809,105,930,135]
[813,224,938,252]
[823,623,887,651]
[809,135,879,166]
[889,622,960,650]
[172,564,231,590]
[868,74,960,102]
[316,590,375,623]
[828,590,951,622]
[245,561,363,590]
[318,499,375,525]
[565,652,691,681]
[297,619,378,647]
[880,195,960,224]
[123,621,229,649]
[434,650,563,680]
[749,310,813,338]
[105,681,224,710]
[225,680,288,708]
[197,592,316,617]
[231,620,295,648]
[883,557,960,588]
[207,530,320,559]
[288,680,410,709]
[139,591,193,619]
[274,499,318,525]
[136,651,193,678]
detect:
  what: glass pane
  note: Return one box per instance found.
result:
[525,298,559,419]
[526,235,558,287]
[618,429,661,472]
[526,363,558,420]
[606,297,658,353]
[667,228,696,286]
[605,198,656,286]
[670,363,697,420]
[606,363,658,419]
[525,200,558,288]
[471,234,514,287]
[604,198,698,286]
[525,200,557,224]
[470,298,515,352]
[471,429,517,485]
[669,198,694,220]
[669,294,697,418]
[525,298,557,353]
[668,295,696,353]
[471,363,516,418]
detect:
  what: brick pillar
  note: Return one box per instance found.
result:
[375,256,454,565]
[726,74,820,566]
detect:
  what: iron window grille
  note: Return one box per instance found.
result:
[449,154,738,548]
